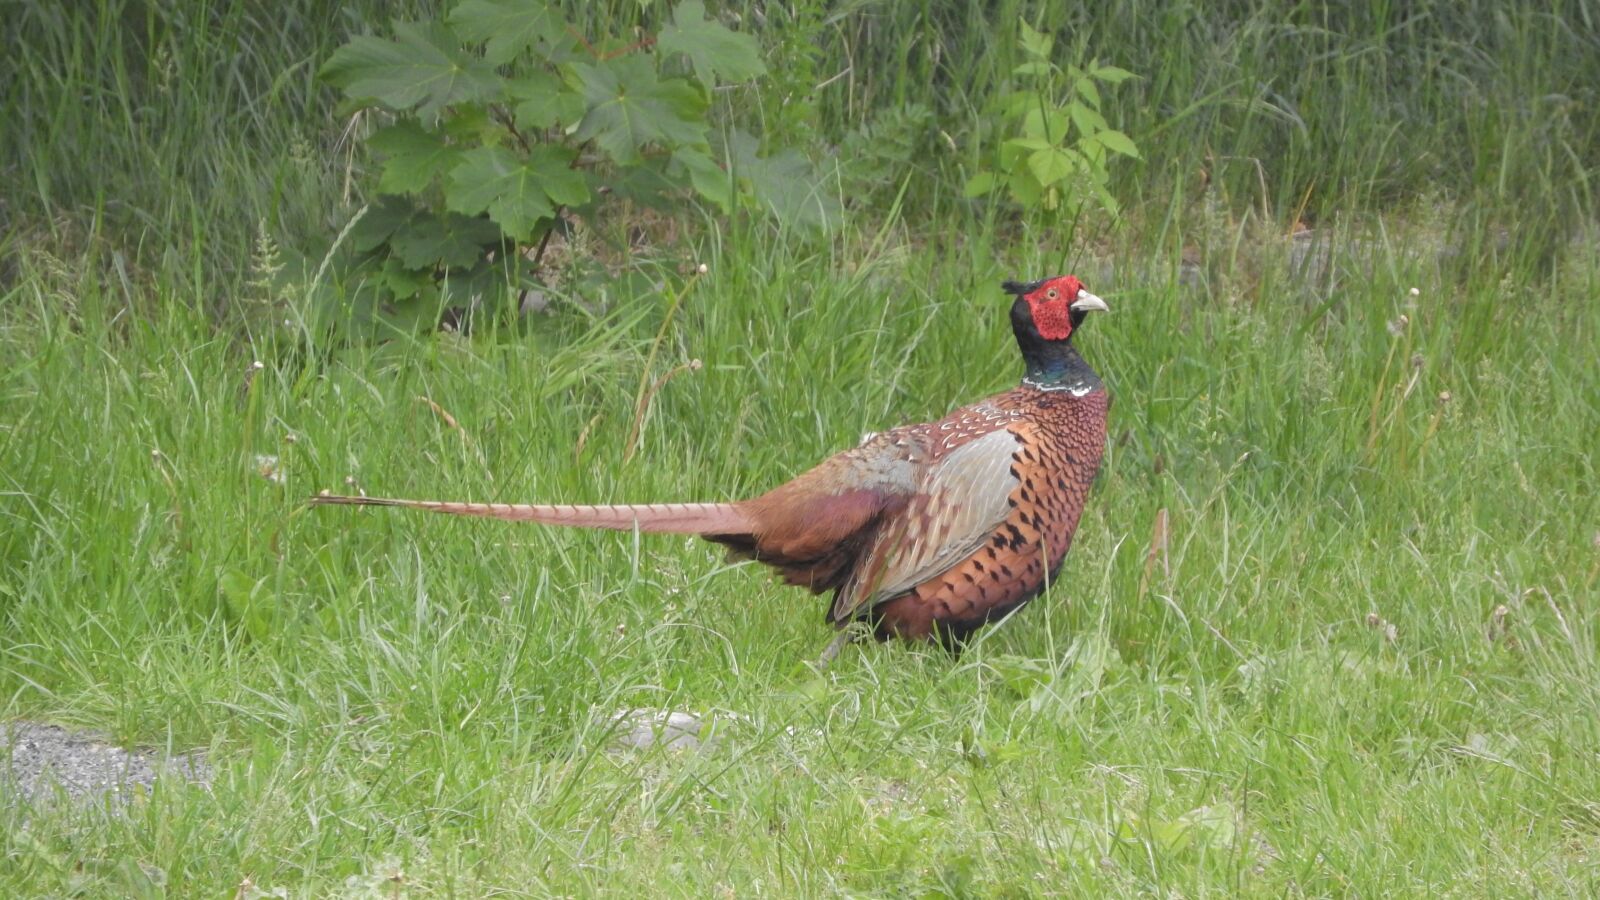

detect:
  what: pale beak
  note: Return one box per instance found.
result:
[1070,290,1110,313]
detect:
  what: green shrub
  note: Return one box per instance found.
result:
[318,0,838,333]
[963,20,1140,225]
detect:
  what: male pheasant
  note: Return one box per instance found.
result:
[313,275,1110,647]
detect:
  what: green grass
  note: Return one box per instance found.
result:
[4,0,1600,895]
[4,217,1599,893]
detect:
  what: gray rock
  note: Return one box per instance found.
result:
[519,288,550,315]
[1,721,210,807]
[1286,229,1395,288]
[607,709,732,753]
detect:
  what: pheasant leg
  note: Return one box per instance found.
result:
[815,622,869,669]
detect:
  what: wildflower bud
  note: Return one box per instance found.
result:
[1409,287,1421,297]
[1365,611,1397,642]
[1488,604,1511,643]
[689,358,703,370]
[150,449,162,461]
[1437,391,1451,404]
[344,476,356,486]
[696,263,709,274]
[284,433,298,444]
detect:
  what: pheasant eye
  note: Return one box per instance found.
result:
[1045,289,1059,300]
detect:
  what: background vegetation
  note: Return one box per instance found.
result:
[3,0,1598,894]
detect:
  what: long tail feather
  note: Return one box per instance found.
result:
[309,493,751,535]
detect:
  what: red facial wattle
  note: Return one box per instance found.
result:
[1025,276,1083,341]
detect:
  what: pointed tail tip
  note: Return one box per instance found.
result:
[308,492,394,507]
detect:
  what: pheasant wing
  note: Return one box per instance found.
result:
[829,428,1021,622]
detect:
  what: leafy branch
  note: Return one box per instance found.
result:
[318,0,836,333]
[965,20,1141,220]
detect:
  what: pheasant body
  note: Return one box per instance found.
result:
[854,386,1108,641]
[314,276,1111,646]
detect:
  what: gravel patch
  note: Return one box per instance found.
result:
[1,721,210,807]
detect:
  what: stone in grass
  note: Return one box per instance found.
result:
[606,709,742,753]
[1,721,210,807]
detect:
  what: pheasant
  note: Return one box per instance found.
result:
[312,275,1110,649]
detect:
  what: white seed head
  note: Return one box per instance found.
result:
[254,454,284,484]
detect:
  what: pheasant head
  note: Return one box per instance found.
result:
[1002,275,1109,389]
[1002,275,1109,343]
